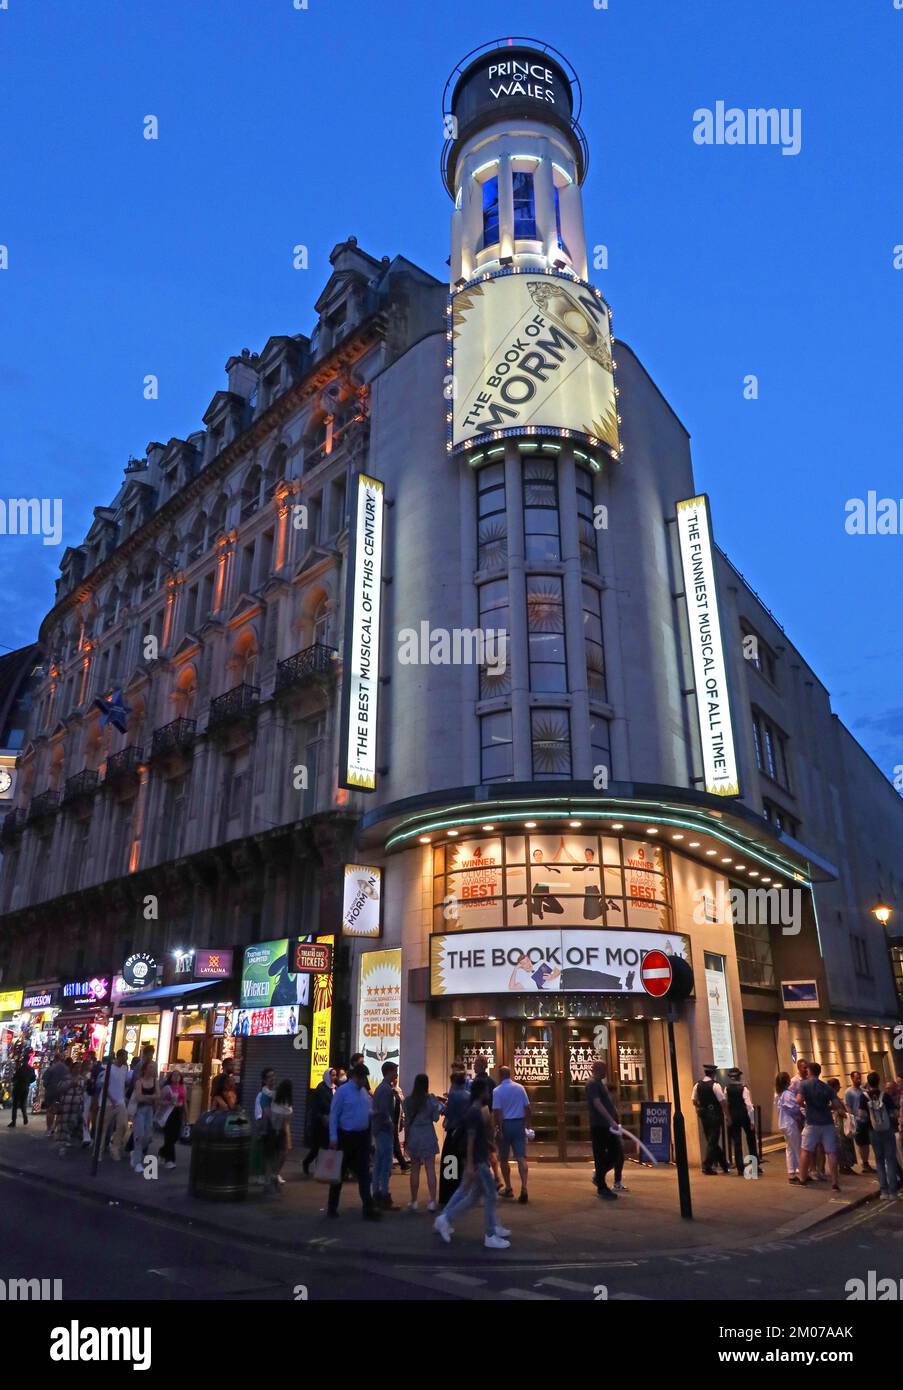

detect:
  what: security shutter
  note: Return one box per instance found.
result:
[243,1035,311,1147]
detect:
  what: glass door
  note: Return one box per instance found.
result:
[505,1020,560,1158]
[562,1020,608,1158]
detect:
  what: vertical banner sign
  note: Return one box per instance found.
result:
[339,474,385,791]
[358,948,401,1077]
[704,950,736,1070]
[311,935,334,1078]
[675,495,740,797]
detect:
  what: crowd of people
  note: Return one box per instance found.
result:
[301,1051,632,1249]
[5,1043,189,1171]
[775,1058,902,1196]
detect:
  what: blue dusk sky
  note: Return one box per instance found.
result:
[1,0,901,782]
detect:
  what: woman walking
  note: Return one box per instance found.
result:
[130,1056,159,1173]
[774,1071,803,1182]
[860,1071,900,1199]
[158,1070,186,1169]
[269,1080,294,1187]
[439,1068,471,1205]
[403,1074,443,1212]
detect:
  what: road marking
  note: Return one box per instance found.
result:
[536,1276,597,1294]
[432,1272,487,1288]
[499,1288,558,1300]
[610,1292,651,1300]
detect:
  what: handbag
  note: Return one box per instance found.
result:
[313,1147,343,1184]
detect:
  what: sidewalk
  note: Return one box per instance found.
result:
[0,1122,882,1265]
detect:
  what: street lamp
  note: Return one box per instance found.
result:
[871,901,893,927]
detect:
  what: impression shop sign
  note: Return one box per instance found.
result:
[430,927,691,997]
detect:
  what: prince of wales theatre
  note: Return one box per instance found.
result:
[337,40,903,1166]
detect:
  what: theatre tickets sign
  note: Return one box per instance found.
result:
[430,927,691,997]
[450,270,620,456]
[675,495,740,797]
[339,474,385,792]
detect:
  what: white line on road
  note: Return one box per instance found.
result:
[432,1272,488,1288]
[536,1276,598,1294]
[499,1288,559,1300]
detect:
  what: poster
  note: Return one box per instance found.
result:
[358,948,401,1076]
[338,474,385,791]
[513,1043,551,1084]
[451,270,620,455]
[704,951,735,1069]
[341,865,382,937]
[430,927,690,996]
[231,1006,300,1038]
[640,1101,672,1164]
[239,939,310,1011]
[311,935,335,1077]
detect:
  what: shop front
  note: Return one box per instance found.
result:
[12,984,63,1108]
[0,987,25,1107]
[53,974,113,1067]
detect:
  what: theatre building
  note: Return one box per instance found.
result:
[1,40,901,1166]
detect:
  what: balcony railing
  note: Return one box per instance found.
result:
[207,683,260,732]
[105,745,144,782]
[150,717,197,760]
[62,768,100,804]
[0,807,27,844]
[27,789,60,822]
[275,643,338,693]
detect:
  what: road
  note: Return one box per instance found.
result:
[0,1169,900,1301]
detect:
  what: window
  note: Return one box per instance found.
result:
[751,710,791,790]
[478,579,511,698]
[481,175,500,247]
[582,583,606,700]
[732,900,776,987]
[477,462,507,573]
[481,711,513,782]
[891,944,903,1001]
[512,171,537,239]
[526,576,567,693]
[742,623,777,685]
[576,466,598,573]
[762,798,799,839]
[238,543,254,595]
[589,716,611,783]
[531,708,571,779]
[523,456,560,562]
[552,185,569,255]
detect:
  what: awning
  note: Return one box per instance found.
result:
[114,979,235,1011]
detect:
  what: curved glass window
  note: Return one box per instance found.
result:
[523,456,560,562]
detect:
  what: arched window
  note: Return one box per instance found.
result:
[233,629,259,688]
[263,443,287,500]
[240,464,262,520]
[209,493,228,539]
[313,599,332,649]
[186,511,207,563]
[173,667,198,720]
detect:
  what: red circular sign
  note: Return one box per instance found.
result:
[640,950,672,998]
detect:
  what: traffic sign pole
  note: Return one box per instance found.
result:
[667,1005,693,1220]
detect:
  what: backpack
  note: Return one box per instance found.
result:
[866,1092,891,1133]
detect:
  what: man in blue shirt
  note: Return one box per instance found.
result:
[327,1063,380,1220]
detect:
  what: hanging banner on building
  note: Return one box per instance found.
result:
[430,927,691,997]
[675,495,740,797]
[341,864,382,937]
[704,951,735,1069]
[311,935,335,1076]
[358,948,401,1075]
[338,473,385,792]
[450,270,620,456]
[239,940,311,1011]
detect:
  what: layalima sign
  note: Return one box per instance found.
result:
[675,495,740,797]
[339,474,385,791]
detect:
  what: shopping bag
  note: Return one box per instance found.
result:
[313,1148,343,1184]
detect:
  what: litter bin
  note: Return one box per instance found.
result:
[189,1109,252,1201]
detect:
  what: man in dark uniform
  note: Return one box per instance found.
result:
[725,1066,757,1176]
[692,1064,729,1174]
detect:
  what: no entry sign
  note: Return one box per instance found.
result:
[640,949,672,998]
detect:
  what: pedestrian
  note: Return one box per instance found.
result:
[335,1067,347,1086]
[254,1068,277,1185]
[471,1054,503,1189]
[789,1057,810,1097]
[885,1072,903,1178]
[774,1071,803,1182]
[326,1062,380,1220]
[302,1068,335,1176]
[439,1067,471,1205]
[725,1068,756,1177]
[269,1080,294,1188]
[42,1054,69,1134]
[858,1071,900,1200]
[844,1071,873,1173]
[392,1073,409,1173]
[129,1056,160,1173]
[98,1049,130,1160]
[211,1076,239,1111]
[433,1077,511,1249]
[210,1056,238,1106]
[797,1060,844,1191]
[492,1065,531,1204]
[55,1062,86,1155]
[346,1054,370,1091]
[7,1055,36,1128]
[586,1059,620,1201]
[83,1049,102,1138]
[372,1061,400,1210]
[828,1079,856,1174]
[692,1063,730,1175]
[158,1070,186,1170]
[403,1073,443,1212]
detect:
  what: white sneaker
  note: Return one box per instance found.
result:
[276,1174,286,1185]
[407,1201,419,1212]
[427,1200,437,1212]
[484,1233,511,1249]
[165,1161,176,1170]
[493,1224,512,1238]
[613,1181,629,1193]
[433,1215,452,1244]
